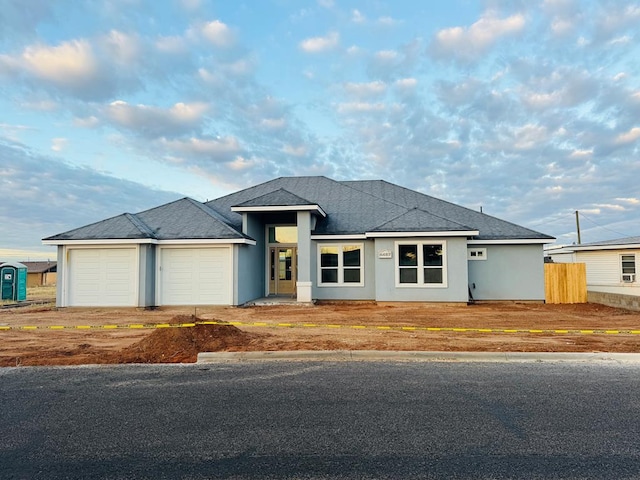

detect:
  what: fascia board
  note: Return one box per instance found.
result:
[231,205,327,217]
[310,234,368,240]
[366,230,479,238]
[570,244,640,251]
[467,239,553,245]
[43,238,256,246]
[156,238,256,245]
[42,238,156,246]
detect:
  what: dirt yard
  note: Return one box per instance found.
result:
[2,300,640,366]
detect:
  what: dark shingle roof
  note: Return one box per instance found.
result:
[44,176,553,242]
[232,188,316,208]
[370,208,474,233]
[343,180,553,240]
[44,198,251,241]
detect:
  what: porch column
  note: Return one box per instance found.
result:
[296,211,312,302]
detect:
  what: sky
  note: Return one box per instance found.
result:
[1,0,639,261]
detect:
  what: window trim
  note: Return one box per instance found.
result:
[317,243,365,287]
[395,241,448,288]
[468,248,487,261]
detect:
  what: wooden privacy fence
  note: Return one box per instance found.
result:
[544,263,587,304]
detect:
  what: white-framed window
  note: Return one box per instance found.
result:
[621,254,636,282]
[318,243,364,286]
[468,248,487,260]
[396,241,447,287]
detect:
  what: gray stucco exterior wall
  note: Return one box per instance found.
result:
[467,244,545,301]
[138,244,155,307]
[235,214,264,305]
[311,239,376,300]
[56,245,64,307]
[373,237,469,302]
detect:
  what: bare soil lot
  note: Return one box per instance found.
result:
[2,301,640,366]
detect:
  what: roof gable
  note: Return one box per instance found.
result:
[232,188,316,208]
[370,208,475,233]
[344,180,553,240]
[44,198,249,242]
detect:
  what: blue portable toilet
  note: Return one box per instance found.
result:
[0,262,27,302]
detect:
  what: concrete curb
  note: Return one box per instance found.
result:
[197,350,640,364]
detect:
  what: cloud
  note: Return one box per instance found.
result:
[104,100,209,138]
[21,39,100,88]
[429,11,526,62]
[200,20,236,47]
[615,127,640,145]
[336,102,387,114]
[299,31,339,53]
[343,81,386,97]
[0,139,179,252]
[159,136,243,160]
[351,9,366,24]
[50,138,67,152]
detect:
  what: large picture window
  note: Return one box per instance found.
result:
[396,241,446,287]
[318,244,363,286]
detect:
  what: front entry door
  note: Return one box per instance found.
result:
[269,247,297,295]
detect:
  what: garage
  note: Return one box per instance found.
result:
[67,248,137,307]
[158,247,231,305]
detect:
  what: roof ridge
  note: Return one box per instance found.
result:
[185,198,248,238]
[124,213,156,238]
[346,179,552,239]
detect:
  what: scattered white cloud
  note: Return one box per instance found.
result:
[299,31,339,53]
[104,100,209,137]
[160,136,242,158]
[615,127,640,145]
[21,39,99,88]
[200,20,236,47]
[51,137,67,152]
[352,9,366,24]
[343,81,386,97]
[429,11,526,62]
[336,102,386,114]
[282,144,308,157]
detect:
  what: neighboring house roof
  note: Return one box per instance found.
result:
[20,261,57,273]
[550,236,640,253]
[44,176,553,243]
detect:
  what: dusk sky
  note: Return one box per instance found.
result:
[1,0,639,260]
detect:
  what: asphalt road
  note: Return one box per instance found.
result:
[2,361,640,479]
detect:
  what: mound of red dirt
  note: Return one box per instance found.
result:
[113,316,265,363]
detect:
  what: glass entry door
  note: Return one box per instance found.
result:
[269,247,297,295]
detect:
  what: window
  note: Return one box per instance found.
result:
[621,254,636,282]
[396,242,446,287]
[318,244,363,286]
[468,248,487,260]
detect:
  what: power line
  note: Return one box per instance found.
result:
[578,212,634,239]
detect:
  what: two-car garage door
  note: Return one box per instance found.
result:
[159,247,231,305]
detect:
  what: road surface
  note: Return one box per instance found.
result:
[2,361,640,479]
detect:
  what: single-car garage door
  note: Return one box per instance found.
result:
[68,248,137,306]
[159,247,231,305]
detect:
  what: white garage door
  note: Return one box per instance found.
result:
[159,247,231,305]
[68,248,137,306]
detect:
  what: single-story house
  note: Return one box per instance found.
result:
[546,237,639,304]
[43,176,554,307]
[21,261,57,288]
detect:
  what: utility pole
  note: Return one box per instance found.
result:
[575,210,581,244]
